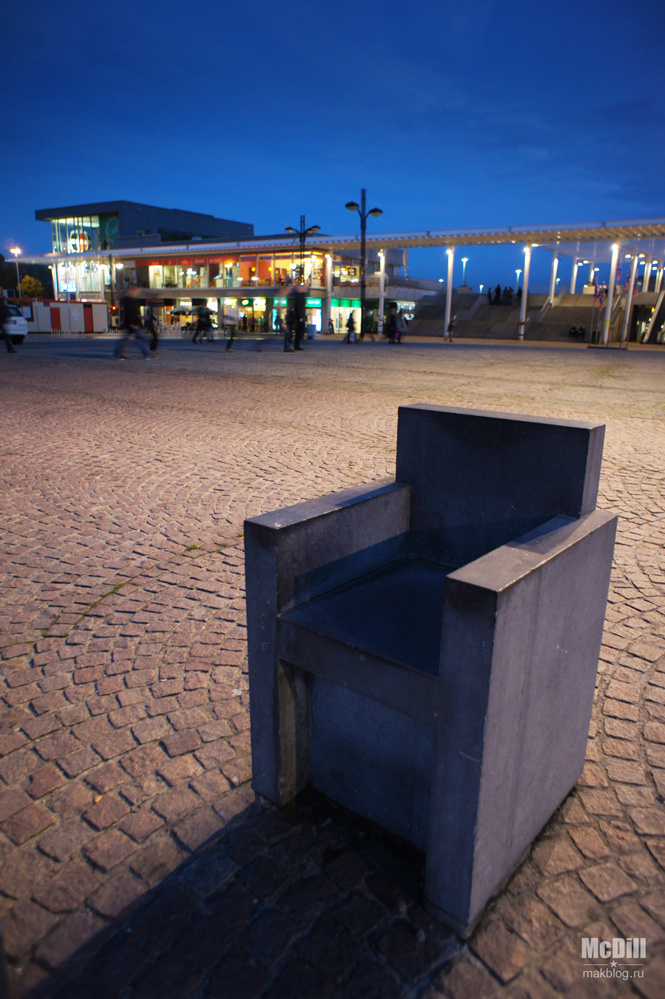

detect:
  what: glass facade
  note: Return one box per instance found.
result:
[50,214,120,254]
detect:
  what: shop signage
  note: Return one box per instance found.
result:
[306,298,322,307]
[67,229,91,252]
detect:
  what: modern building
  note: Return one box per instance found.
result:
[23,204,665,343]
[34,200,254,254]
[28,201,438,334]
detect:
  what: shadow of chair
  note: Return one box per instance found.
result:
[244,404,617,935]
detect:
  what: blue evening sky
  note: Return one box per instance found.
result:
[3,0,665,291]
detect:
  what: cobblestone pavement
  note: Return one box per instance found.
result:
[1,335,665,999]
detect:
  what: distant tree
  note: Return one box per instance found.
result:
[0,255,53,298]
[19,274,46,298]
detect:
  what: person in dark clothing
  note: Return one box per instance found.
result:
[0,292,18,353]
[290,287,307,350]
[114,286,151,359]
[385,304,397,343]
[344,312,356,343]
[193,305,213,344]
[284,303,295,351]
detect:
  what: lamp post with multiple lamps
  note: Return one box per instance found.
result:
[10,247,21,298]
[345,189,383,340]
[285,216,320,286]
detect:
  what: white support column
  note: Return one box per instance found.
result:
[656,264,664,294]
[518,245,531,340]
[589,262,596,285]
[548,253,559,303]
[620,253,639,345]
[642,257,652,292]
[323,252,333,332]
[570,259,579,295]
[378,250,386,334]
[444,247,455,335]
[602,243,620,345]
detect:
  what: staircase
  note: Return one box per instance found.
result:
[408,293,618,342]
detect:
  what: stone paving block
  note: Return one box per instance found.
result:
[83,793,131,831]
[1,899,59,959]
[435,955,502,999]
[38,818,96,862]
[32,858,103,913]
[88,870,147,919]
[2,802,56,845]
[129,836,185,886]
[469,918,531,984]
[34,908,109,971]
[578,860,638,901]
[85,828,139,871]
[536,874,600,928]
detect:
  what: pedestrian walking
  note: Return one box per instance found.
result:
[0,290,18,354]
[114,286,151,359]
[445,315,455,342]
[291,287,307,351]
[145,294,161,354]
[385,304,397,343]
[193,305,213,344]
[396,309,408,344]
[284,302,295,351]
[344,312,356,343]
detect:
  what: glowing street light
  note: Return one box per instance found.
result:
[515,268,522,287]
[285,216,320,285]
[461,257,469,286]
[10,246,21,297]
[345,189,383,340]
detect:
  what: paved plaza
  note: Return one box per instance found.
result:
[1,334,665,999]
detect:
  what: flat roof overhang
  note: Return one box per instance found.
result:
[20,217,665,266]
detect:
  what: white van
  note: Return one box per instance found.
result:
[3,304,28,344]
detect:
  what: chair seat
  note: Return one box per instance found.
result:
[279,559,452,723]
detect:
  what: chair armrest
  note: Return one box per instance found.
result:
[427,509,618,931]
[244,478,410,803]
[244,478,410,614]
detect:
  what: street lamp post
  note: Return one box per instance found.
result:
[285,215,320,285]
[345,189,383,340]
[10,247,21,298]
[515,268,522,288]
[461,257,469,286]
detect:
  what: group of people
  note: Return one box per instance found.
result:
[343,305,408,344]
[488,285,522,306]
[113,286,413,356]
[115,289,239,358]
[568,325,587,340]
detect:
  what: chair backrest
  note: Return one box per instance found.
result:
[396,404,605,567]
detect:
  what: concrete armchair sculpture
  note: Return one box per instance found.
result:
[244,404,617,935]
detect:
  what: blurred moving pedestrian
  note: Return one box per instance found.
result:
[396,309,407,344]
[291,286,307,351]
[114,286,151,359]
[284,301,295,351]
[0,290,18,354]
[193,305,214,344]
[344,312,356,343]
[385,304,397,343]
